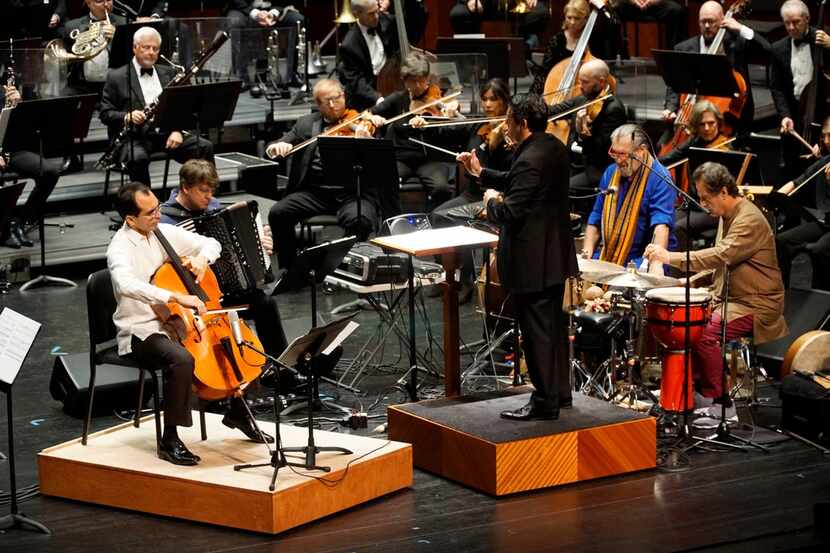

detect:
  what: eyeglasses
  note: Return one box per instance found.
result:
[608,147,633,160]
[138,204,161,218]
[320,93,344,106]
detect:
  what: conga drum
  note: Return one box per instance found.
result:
[645,287,712,412]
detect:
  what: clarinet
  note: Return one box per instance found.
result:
[1,39,17,168]
[96,31,229,170]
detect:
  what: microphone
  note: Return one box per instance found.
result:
[626,153,710,214]
[228,311,244,346]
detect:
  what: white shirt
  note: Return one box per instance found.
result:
[698,24,754,54]
[359,22,386,75]
[132,57,163,107]
[791,37,814,100]
[107,222,221,355]
[83,17,109,83]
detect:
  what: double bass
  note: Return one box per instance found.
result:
[376,0,434,96]
[659,0,750,157]
[542,3,617,144]
[151,229,266,401]
[799,0,830,145]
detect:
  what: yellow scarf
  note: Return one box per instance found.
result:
[599,156,652,266]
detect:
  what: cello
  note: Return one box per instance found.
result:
[798,0,830,145]
[150,228,266,401]
[658,0,750,157]
[542,3,617,145]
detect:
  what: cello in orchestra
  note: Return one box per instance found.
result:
[798,0,830,145]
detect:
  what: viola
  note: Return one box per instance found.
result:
[150,229,266,401]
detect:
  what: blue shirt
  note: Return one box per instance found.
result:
[587,161,677,268]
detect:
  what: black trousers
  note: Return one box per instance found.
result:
[241,288,288,358]
[130,334,195,428]
[8,150,61,225]
[512,283,570,410]
[431,191,483,283]
[570,170,603,219]
[226,8,304,83]
[449,1,548,47]
[268,187,378,269]
[118,132,214,186]
[616,0,686,50]
[776,221,830,290]
[398,160,453,212]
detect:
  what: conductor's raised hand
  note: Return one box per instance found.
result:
[456,149,482,177]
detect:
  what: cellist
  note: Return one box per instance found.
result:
[661,1,769,136]
[659,100,732,249]
[107,182,273,466]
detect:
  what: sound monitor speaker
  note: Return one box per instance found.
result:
[50,353,152,418]
[757,287,830,377]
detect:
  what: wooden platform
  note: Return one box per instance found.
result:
[37,412,412,534]
[388,388,655,496]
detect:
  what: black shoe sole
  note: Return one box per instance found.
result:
[157,448,200,466]
[222,418,275,444]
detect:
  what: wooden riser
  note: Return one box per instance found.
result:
[38,412,412,534]
[388,390,655,496]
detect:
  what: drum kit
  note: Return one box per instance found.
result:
[570,258,713,415]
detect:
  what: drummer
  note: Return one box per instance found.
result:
[644,162,787,401]
[581,124,677,274]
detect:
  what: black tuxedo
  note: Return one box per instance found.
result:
[770,29,819,126]
[60,13,127,94]
[337,15,398,111]
[665,32,770,130]
[99,62,213,185]
[265,111,383,269]
[481,132,577,410]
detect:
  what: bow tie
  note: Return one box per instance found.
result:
[366,27,377,36]
[793,35,810,47]
[140,67,154,77]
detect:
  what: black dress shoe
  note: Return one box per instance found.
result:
[60,155,82,174]
[459,281,475,305]
[10,221,33,247]
[158,437,200,466]
[500,402,559,421]
[222,413,275,443]
[3,232,21,249]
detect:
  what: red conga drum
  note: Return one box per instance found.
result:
[645,287,712,412]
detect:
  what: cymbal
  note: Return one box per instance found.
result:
[594,270,680,290]
[578,257,625,282]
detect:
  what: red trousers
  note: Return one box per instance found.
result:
[692,313,754,398]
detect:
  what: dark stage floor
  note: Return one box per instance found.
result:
[1,259,829,553]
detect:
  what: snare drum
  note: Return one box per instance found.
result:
[645,287,713,412]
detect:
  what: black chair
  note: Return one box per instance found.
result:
[83,268,206,449]
[102,152,173,206]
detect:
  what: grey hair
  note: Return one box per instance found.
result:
[611,123,649,149]
[692,162,739,197]
[400,51,431,80]
[133,26,162,47]
[351,0,377,13]
[780,0,810,20]
[312,78,343,100]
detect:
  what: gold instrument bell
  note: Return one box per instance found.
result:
[334,0,357,24]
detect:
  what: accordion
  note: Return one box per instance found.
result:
[179,201,270,299]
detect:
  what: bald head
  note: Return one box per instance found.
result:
[699,1,725,41]
[579,59,609,80]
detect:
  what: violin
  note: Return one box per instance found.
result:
[409,83,459,118]
[324,108,376,137]
[150,229,266,401]
[477,119,508,151]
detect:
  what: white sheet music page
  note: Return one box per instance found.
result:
[0,308,42,387]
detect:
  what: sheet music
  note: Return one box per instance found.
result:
[323,320,359,356]
[0,308,42,387]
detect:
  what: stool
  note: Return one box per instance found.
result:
[727,336,767,405]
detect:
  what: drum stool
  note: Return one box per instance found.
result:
[727,336,767,406]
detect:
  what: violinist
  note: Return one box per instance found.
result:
[266,79,385,270]
[372,51,462,211]
[107,182,273,466]
[775,116,830,291]
[659,100,731,248]
[529,0,611,95]
[430,78,514,303]
[770,0,830,178]
[662,1,770,134]
[546,59,627,217]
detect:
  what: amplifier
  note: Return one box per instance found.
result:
[335,242,443,284]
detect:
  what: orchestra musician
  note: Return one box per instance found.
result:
[60,0,124,97]
[545,59,627,216]
[614,0,686,53]
[775,116,830,291]
[99,27,214,186]
[107,182,273,466]
[449,1,549,50]
[159,159,289,361]
[658,100,731,248]
[529,0,611,95]
[266,79,386,270]
[429,78,514,302]
[5,0,66,39]
[645,162,787,401]
[457,94,578,421]
[0,83,61,250]
[661,0,770,133]
[337,0,399,111]
[371,52,461,211]
[582,124,677,271]
[770,0,830,177]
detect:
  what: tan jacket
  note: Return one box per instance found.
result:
[667,198,788,344]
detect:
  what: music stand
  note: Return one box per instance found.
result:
[0,307,49,534]
[317,137,397,223]
[652,50,739,103]
[153,81,241,138]
[4,96,83,291]
[437,37,526,93]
